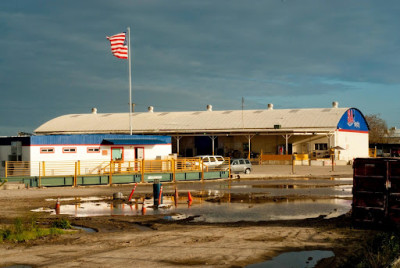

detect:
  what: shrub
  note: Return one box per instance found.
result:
[51,218,71,229]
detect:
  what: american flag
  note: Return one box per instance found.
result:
[106,32,128,59]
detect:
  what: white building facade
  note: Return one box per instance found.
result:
[0,134,172,176]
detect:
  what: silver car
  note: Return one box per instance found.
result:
[230,158,252,174]
[196,155,225,169]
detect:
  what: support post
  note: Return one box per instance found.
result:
[208,135,217,155]
[109,160,113,186]
[201,158,204,182]
[38,162,41,187]
[141,159,145,183]
[4,161,7,178]
[42,161,46,177]
[282,134,292,155]
[291,154,295,174]
[174,136,182,156]
[244,134,256,159]
[172,158,176,183]
[228,157,231,178]
[74,162,78,187]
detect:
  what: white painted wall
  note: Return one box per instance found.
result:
[0,143,173,177]
[335,130,369,161]
[29,144,171,162]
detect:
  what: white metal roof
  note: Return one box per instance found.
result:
[34,107,350,135]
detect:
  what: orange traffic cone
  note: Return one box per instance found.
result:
[188,191,193,202]
[141,204,146,215]
[55,198,60,215]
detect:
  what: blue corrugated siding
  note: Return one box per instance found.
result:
[30,134,171,145]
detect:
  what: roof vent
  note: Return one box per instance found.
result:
[207,104,212,111]
[91,108,97,114]
[332,101,339,108]
[267,103,274,110]
[148,106,154,113]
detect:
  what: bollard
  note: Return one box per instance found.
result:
[113,192,123,200]
[153,179,163,207]
[174,188,179,207]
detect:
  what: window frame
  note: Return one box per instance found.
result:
[40,147,55,154]
[87,147,100,153]
[314,143,328,151]
[62,147,77,154]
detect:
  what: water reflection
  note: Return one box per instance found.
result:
[44,195,351,222]
[246,250,334,268]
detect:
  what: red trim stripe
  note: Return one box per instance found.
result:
[338,129,369,134]
[30,143,172,146]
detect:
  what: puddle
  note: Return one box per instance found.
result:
[3,265,33,268]
[247,250,334,268]
[71,225,97,233]
[31,207,54,213]
[45,197,109,202]
[38,196,351,222]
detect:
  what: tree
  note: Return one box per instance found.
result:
[364,114,388,144]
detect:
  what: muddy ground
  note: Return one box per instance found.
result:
[0,176,376,268]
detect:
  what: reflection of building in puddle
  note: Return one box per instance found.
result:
[37,195,351,223]
[247,250,334,268]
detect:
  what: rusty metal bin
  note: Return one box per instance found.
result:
[352,158,390,225]
[352,158,400,225]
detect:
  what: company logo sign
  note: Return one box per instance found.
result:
[347,109,360,128]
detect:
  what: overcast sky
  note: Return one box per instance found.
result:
[1,1,400,136]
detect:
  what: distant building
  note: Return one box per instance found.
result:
[33,101,369,163]
[0,134,171,176]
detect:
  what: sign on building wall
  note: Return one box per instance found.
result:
[337,108,369,132]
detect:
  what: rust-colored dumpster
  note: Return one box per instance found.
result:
[353,158,400,225]
[388,160,400,223]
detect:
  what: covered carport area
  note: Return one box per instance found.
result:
[170,129,336,160]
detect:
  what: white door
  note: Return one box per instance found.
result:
[135,147,144,160]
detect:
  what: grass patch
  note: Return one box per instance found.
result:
[0,217,72,243]
[340,231,400,267]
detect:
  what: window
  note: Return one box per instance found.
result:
[87,147,100,153]
[239,159,245,164]
[314,143,328,151]
[63,147,76,153]
[40,147,54,153]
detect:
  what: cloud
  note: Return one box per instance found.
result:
[1,0,400,135]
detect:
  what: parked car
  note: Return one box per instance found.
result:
[230,158,252,174]
[196,155,225,169]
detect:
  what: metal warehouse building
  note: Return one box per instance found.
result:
[34,102,369,163]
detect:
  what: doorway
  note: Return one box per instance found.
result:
[135,147,144,160]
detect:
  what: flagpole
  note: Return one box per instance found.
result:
[127,27,133,135]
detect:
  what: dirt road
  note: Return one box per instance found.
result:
[0,170,374,267]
